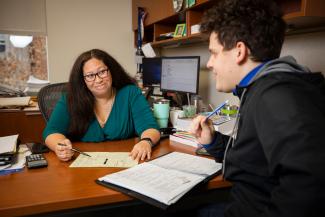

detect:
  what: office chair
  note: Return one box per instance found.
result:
[38,82,68,122]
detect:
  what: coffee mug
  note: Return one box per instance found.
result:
[169,109,184,127]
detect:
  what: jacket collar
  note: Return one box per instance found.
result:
[233,62,267,97]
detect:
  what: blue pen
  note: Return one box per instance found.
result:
[205,100,229,121]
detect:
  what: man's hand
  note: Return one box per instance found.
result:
[190,115,215,145]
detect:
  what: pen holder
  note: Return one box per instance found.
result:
[153,99,170,128]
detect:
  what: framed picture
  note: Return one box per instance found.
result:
[174,23,186,37]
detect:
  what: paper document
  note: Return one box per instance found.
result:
[142,43,156,57]
[0,134,18,154]
[70,152,138,168]
[97,152,222,207]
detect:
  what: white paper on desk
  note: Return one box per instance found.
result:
[142,43,156,57]
[0,134,18,154]
[69,152,138,168]
[0,96,31,108]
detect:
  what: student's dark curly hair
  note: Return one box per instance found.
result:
[67,49,135,140]
[200,0,286,62]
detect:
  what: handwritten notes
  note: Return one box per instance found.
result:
[69,152,138,168]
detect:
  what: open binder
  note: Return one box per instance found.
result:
[96,152,222,209]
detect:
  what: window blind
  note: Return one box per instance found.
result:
[0,0,47,35]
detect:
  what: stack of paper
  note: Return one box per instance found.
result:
[25,75,49,95]
[0,83,25,97]
[169,131,199,148]
[0,96,31,109]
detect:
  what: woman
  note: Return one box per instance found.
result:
[43,49,160,162]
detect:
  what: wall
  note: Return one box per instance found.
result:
[161,30,325,107]
[46,0,136,83]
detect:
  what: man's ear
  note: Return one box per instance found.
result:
[235,41,249,64]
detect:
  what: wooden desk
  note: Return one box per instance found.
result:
[0,138,231,217]
[0,109,45,143]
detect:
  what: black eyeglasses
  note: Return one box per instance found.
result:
[83,69,109,82]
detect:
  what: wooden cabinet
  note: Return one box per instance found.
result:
[132,0,325,48]
[0,110,45,143]
[132,0,213,48]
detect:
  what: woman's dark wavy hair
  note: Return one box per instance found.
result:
[200,0,286,62]
[67,49,135,140]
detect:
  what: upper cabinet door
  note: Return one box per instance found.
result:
[132,0,175,30]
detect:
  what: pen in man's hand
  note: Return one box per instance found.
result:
[58,143,91,157]
[205,100,229,121]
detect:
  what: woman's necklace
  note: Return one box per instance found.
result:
[95,89,116,128]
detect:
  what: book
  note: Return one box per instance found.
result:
[169,132,199,148]
[96,152,222,209]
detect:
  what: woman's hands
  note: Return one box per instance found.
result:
[130,140,152,161]
[54,138,74,161]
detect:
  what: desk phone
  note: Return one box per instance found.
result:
[26,154,48,169]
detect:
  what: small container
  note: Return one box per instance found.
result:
[191,95,204,113]
[153,99,170,128]
[182,105,197,118]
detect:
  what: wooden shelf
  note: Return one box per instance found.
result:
[151,33,207,48]
[133,0,325,49]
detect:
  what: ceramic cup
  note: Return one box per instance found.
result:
[169,109,184,127]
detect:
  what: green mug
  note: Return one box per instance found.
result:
[153,99,170,128]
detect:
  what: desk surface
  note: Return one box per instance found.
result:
[0,138,231,217]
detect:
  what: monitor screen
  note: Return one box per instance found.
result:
[160,56,200,94]
[142,57,162,87]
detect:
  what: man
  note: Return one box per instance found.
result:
[190,0,325,216]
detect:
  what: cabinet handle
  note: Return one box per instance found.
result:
[25,112,41,116]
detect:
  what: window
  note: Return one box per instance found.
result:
[0,33,48,91]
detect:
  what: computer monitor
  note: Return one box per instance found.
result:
[142,57,162,87]
[160,56,200,94]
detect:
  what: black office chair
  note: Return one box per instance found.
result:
[38,82,68,122]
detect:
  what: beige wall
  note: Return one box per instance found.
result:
[46,0,136,83]
[161,31,325,107]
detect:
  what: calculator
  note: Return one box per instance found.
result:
[26,154,48,169]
